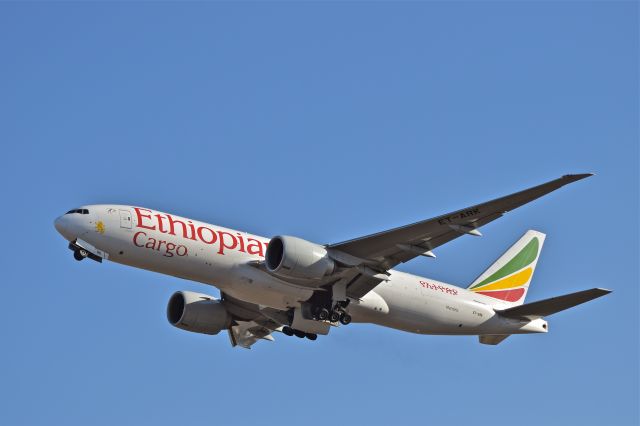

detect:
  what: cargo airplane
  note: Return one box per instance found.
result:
[54,174,609,348]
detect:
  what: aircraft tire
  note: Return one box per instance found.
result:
[282,326,294,336]
[318,309,329,321]
[339,313,352,325]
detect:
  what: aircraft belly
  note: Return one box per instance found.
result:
[221,264,314,311]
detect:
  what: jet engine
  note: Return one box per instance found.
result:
[166,291,230,335]
[265,235,336,280]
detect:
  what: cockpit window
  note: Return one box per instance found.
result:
[66,209,89,215]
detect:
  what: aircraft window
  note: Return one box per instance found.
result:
[66,209,89,215]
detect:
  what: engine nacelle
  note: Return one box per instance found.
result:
[265,235,335,280]
[166,291,230,335]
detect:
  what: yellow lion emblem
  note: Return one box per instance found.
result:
[95,221,105,234]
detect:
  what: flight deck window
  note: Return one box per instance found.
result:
[66,209,89,215]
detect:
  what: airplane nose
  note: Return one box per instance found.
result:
[54,216,63,233]
[54,214,75,241]
[54,215,65,234]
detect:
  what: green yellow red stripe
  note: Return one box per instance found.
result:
[471,267,533,292]
[469,237,539,290]
[475,288,525,302]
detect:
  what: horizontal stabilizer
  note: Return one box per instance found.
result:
[496,288,611,320]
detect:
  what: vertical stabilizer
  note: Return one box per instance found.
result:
[468,230,545,307]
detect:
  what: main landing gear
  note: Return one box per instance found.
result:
[314,301,352,325]
[282,326,317,341]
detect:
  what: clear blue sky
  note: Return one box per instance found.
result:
[1,2,637,425]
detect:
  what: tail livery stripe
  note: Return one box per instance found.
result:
[469,237,539,290]
[472,267,533,292]
[468,231,545,305]
[475,288,525,302]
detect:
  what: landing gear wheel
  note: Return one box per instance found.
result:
[293,330,306,338]
[73,249,87,261]
[305,333,317,341]
[339,313,352,325]
[318,308,329,321]
[282,326,294,336]
[329,310,340,323]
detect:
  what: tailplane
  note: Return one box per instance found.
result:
[496,288,611,320]
[479,288,611,345]
[468,230,545,307]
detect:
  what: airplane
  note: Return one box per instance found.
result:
[54,174,610,348]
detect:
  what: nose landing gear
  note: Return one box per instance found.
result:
[73,248,89,261]
[67,239,106,263]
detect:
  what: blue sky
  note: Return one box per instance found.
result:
[1,2,637,425]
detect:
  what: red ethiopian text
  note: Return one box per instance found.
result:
[132,207,269,258]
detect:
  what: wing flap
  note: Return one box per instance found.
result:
[228,320,276,349]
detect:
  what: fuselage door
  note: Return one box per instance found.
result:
[120,209,132,229]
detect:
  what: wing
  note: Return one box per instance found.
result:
[330,174,592,298]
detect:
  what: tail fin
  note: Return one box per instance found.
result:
[467,230,545,307]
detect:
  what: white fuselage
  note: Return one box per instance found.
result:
[54,205,547,337]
